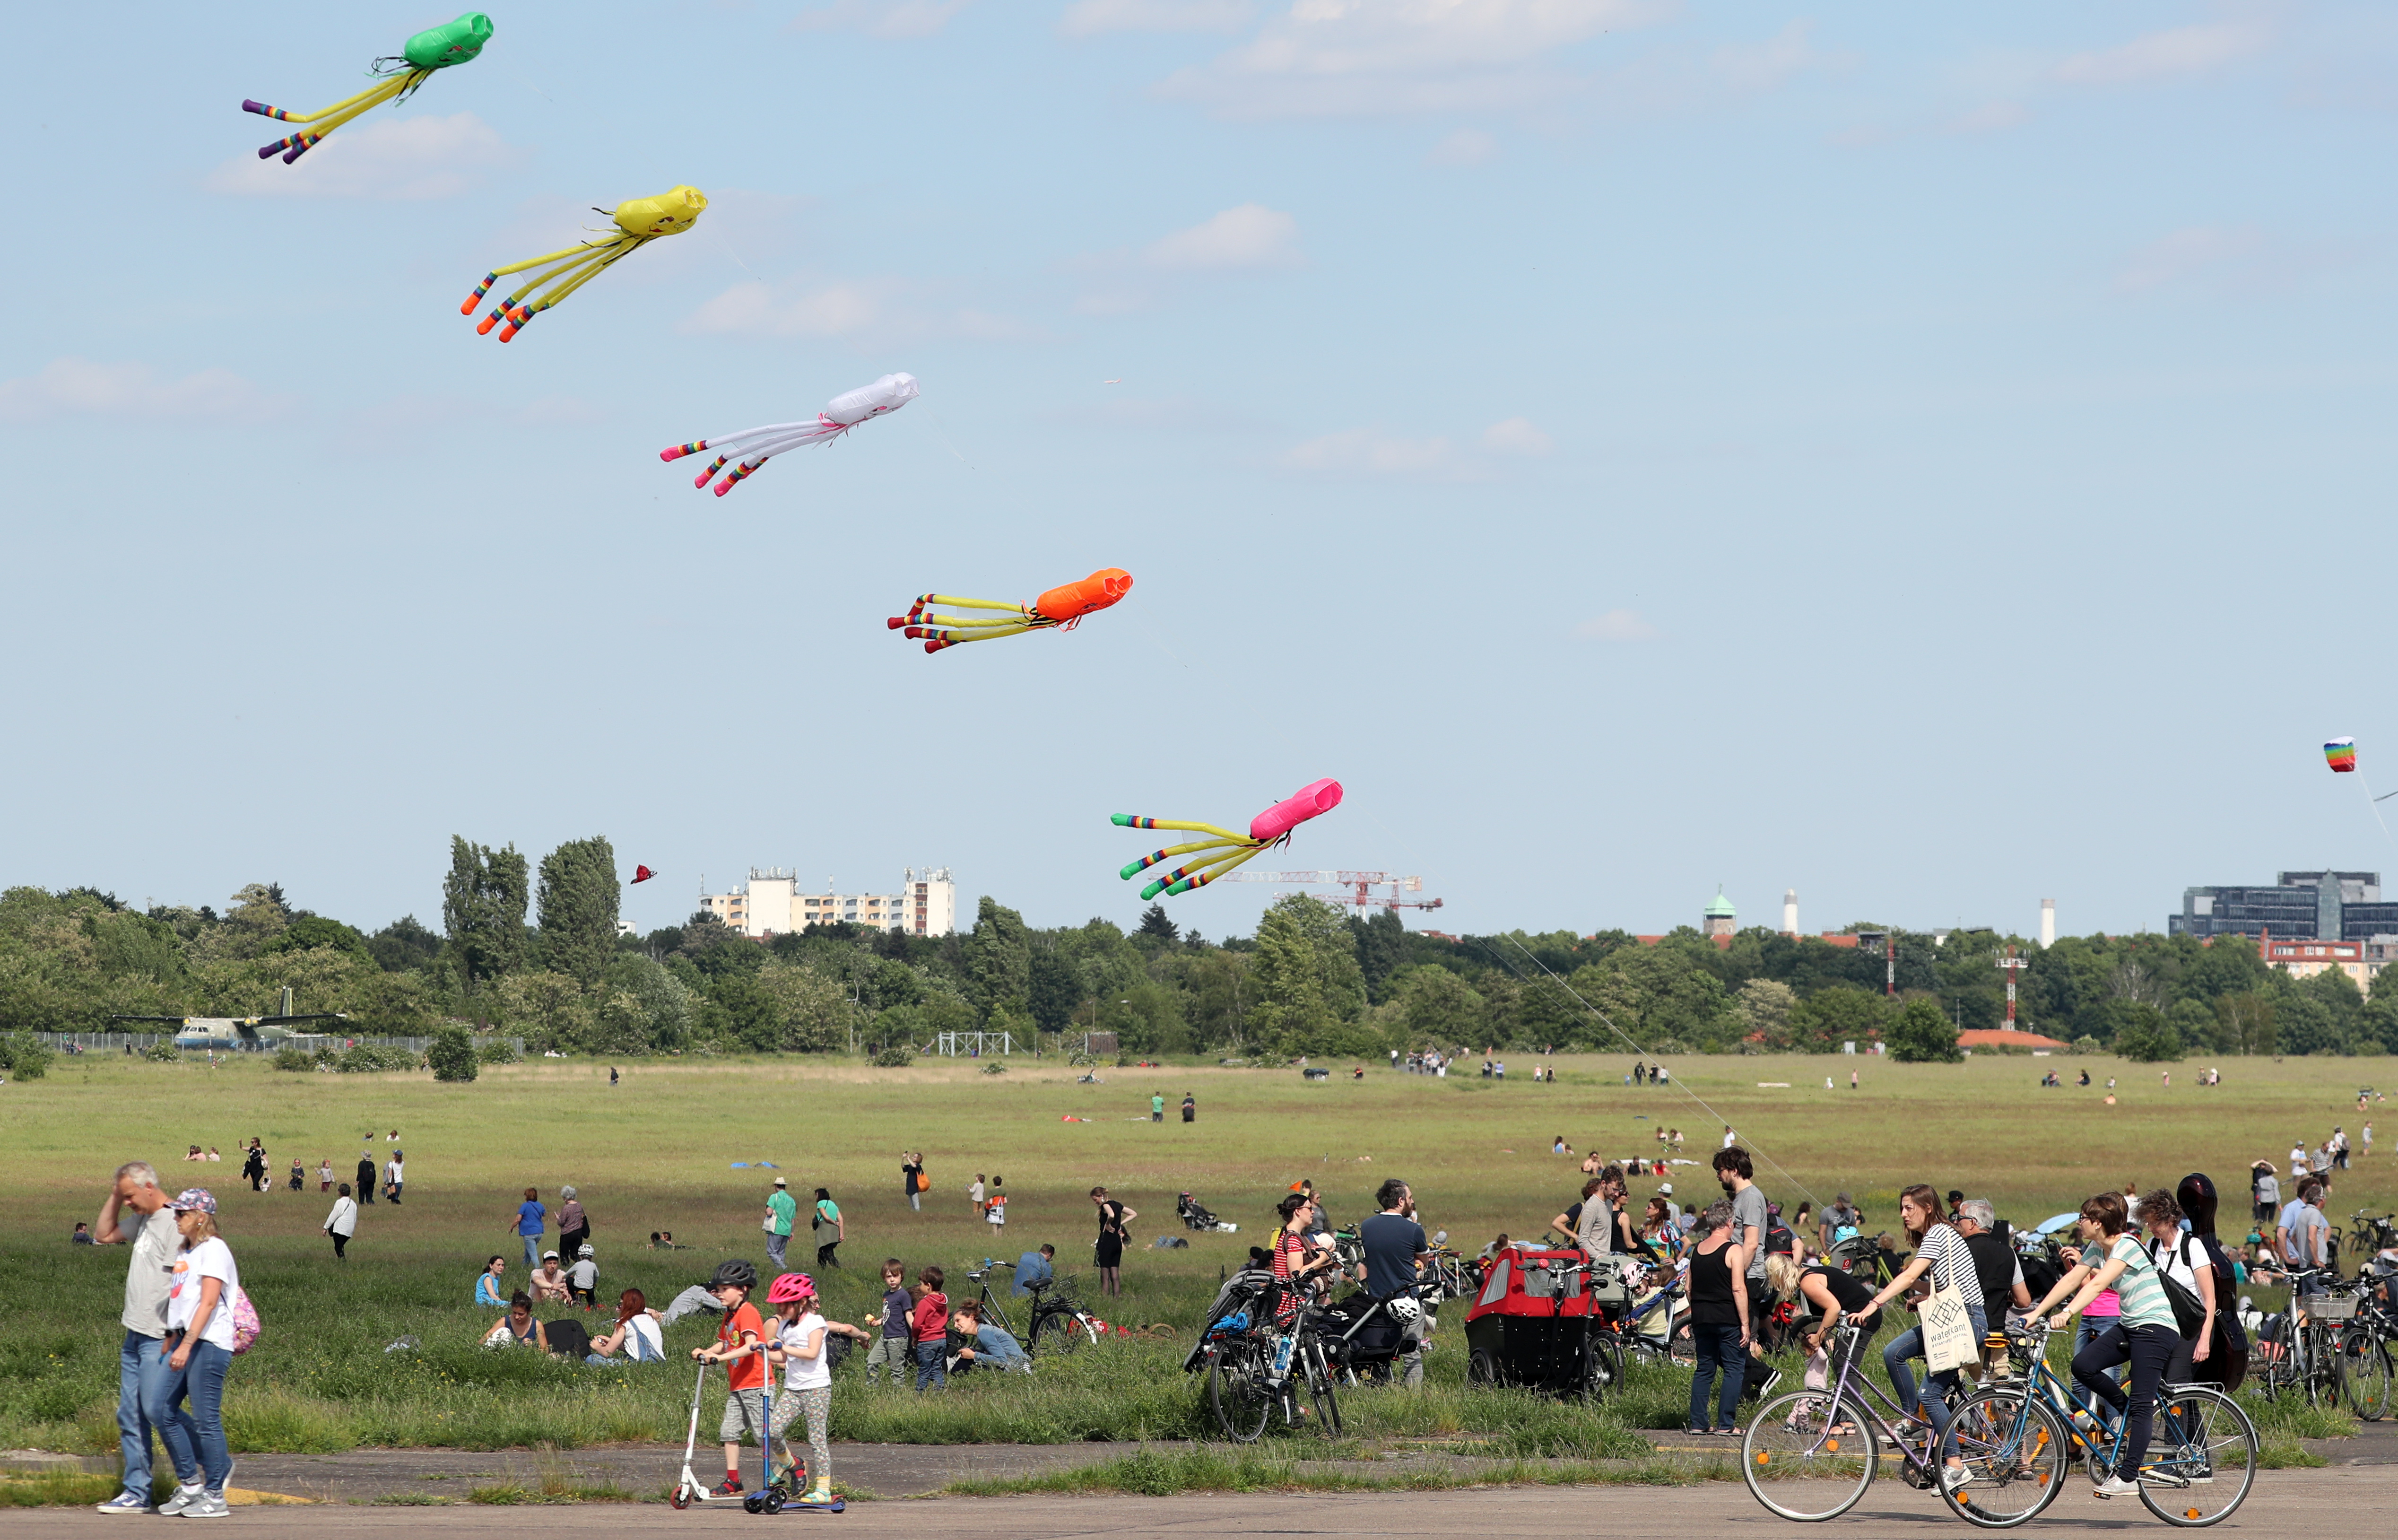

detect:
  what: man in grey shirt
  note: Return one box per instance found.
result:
[93,1160,176,1513]
[1714,1145,1777,1397]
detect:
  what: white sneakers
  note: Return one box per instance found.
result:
[1940,1466,1972,1494]
[2092,1475,2141,1499]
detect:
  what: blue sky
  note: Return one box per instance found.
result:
[4,2,2393,943]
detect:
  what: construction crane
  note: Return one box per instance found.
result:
[1219,870,1443,914]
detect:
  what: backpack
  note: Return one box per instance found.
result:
[230,1287,263,1356]
[1765,1221,1796,1257]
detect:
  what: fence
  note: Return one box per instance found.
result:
[33,1031,522,1056]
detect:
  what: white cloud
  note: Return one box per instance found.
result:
[2116,226,2261,294]
[1060,0,1254,35]
[682,277,1034,344]
[789,0,975,38]
[1280,427,1458,476]
[1159,0,1659,118]
[1143,203,1303,270]
[2054,20,2268,87]
[1574,609,1659,641]
[1427,127,1498,165]
[1479,417,1552,455]
[2111,225,2358,297]
[0,358,285,423]
[205,112,513,200]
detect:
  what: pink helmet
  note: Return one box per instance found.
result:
[766,1272,817,1304]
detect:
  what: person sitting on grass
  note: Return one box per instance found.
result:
[570,1244,599,1310]
[71,1221,94,1245]
[946,1300,1031,1375]
[484,1292,544,1349]
[650,1231,686,1250]
[529,1251,573,1305]
[586,1288,667,1364]
[475,1256,509,1308]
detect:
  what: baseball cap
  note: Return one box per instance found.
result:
[170,1188,217,1214]
[543,1250,561,1260]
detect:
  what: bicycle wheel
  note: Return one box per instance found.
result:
[2311,1326,2345,1409]
[1031,1308,1092,1357]
[1740,1390,1878,1522]
[2343,1331,2394,1420]
[2138,1384,2258,1528]
[1943,1388,2069,1530]
[1583,1333,1623,1402]
[1208,1341,1273,1444]
[1304,1343,1343,1434]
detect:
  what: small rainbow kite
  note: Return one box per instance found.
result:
[2327,738,2358,774]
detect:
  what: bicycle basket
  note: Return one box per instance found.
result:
[2311,1295,2359,1321]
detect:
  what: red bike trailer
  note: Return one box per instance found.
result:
[1462,1246,1633,1396]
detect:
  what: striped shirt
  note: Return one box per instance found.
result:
[2107,1234,2179,1332]
[1915,1223,1984,1310]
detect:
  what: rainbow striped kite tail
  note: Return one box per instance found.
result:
[461,273,501,317]
[1162,870,1216,897]
[921,635,956,655]
[243,99,296,122]
[713,459,764,497]
[495,304,537,343]
[692,454,727,489]
[279,131,326,165]
[1111,814,1166,829]
[1139,877,1173,900]
[659,440,708,464]
[1119,850,1176,878]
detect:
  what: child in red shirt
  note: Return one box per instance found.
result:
[690,1269,766,1494]
[909,1265,948,1391]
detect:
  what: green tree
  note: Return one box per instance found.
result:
[426,1024,479,1082]
[535,836,621,989]
[2111,1003,2184,1062]
[1736,978,1797,1049]
[1388,965,1486,1045]
[497,970,590,1051]
[267,914,372,961]
[1886,997,1961,1062]
[1247,895,1370,1056]
[964,896,1031,1025]
[442,838,528,1009]
[1133,904,1178,945]
[2214,991,2276,1056]
[758,962,851,1052]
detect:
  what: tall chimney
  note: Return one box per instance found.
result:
[2040,898,2055,948]
[1783,888,1798,936]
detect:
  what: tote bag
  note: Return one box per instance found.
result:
[1920,1278,1977,1373]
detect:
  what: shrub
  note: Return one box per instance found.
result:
[271,1044,317,1073]
[870,1045,912,1068]
[0,1031,53,1080]
[981,1061,1007,1075]
[427,1026,479,1084]
[143,1041,181,1063]
[476,1037,521,1066]
[335,1044,418,1074]
[2072,1035,2101,1055]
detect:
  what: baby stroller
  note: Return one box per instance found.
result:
[1178,1192,1239,1233]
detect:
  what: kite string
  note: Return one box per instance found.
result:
[1475,932,1825,1213]
[2361,772,2395,841]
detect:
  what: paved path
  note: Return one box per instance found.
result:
[8,1466,2395,1536]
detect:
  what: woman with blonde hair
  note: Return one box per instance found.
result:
[155,1191,240,1519]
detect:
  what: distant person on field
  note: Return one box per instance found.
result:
[765,1177,796,1270]
[970,1174,985,1213]
[1013,1243,1055,1296]
[1091,1187,1135,1298]
[92,1160,175,1515]
[861,1259,911,1383]
[587,1288,666,1364]
[557,1186,590,1259]
[910,1265,950,1391]
[509,1188,546,1270]
[317,1159,332,1193]
[356,1153,376,1205]
[382,1150,403,1204]
[813,1187,844,1268]
[1182,1092,1196,1122]
[984,1177,1007,1237]
[570,1244,599,1309]
[475,1256,509,1307]
[323,1183,358,1260]
[1152,1093,1165,1122]
[902,1151,924,1212]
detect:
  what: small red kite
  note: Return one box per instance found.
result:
[632,865,656,884]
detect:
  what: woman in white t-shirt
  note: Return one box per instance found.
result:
[587,1288,666,1363]
[2140,1187,2215,1383]
[156,1190,240,1517]
[765,1274,837,1506]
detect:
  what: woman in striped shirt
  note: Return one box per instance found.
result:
[1850,1184,1985,1494]
[2031,1191,2185,1501]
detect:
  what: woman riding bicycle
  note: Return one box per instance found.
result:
[1846,1183,1983,1495]
[2029,1190,2186,1501]
[1765,1252,1879,1396]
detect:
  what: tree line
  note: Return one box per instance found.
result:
[3,838,2396,1064]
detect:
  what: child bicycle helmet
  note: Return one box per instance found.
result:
[768,1272,817,1304]
[710,1259,758,1291]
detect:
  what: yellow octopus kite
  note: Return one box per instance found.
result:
[459,187,708,342]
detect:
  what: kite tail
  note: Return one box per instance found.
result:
[693,455,728,488]
[712,457,766,496]
[247,76,411,162]
[1152,842,1273,899]
[659,441,709,463]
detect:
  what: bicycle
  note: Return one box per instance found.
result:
[962,1258,1018,1340]
[2250,1268,2351,1408]
[1020,1273,1103,1357]
[2341,1286,2394,1421]
[1742,1320,2036,1526]
[2343,1211,2395,1278]
[1950,1320,2258,1528]
[1199,1294,1342,1440]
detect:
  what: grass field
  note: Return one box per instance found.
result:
[3,1049,2382,1463]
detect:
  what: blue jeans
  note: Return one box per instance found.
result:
[1687,1322,1745,1430]
[913,1340,946,1391]
[117,1331,172,1496]
[155,1340,232,1493]
[1882,1303,1987,1454]
[523,1235,542,1271]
